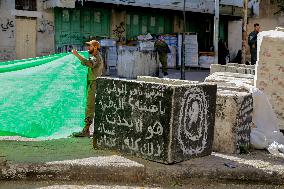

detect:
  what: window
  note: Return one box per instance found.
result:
[15,0,37,11]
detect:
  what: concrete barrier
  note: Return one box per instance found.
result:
[139,76,253,154]
[205,72,253,153]
[116,48,158,79]
[256,31,284,130]
[213,89,253,153]
[93,77,217,164]
[210,64,255,75]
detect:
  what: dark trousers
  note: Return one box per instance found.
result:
[250,48,257,65]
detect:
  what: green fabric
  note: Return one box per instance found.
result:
[0,52,88,139]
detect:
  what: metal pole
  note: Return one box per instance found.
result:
[181,0,186,80]
[241,0,248,64]
[213,0,219,64]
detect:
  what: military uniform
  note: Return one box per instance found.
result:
[248,31,258,65]
[81,52,104,128]
[154,39,170,75]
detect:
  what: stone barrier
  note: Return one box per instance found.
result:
[93,77,217,164]
[213,89,253,153]
[139,76,253,154]
[205,72,254,90]
[204,72,253,153]
[116,48,158,79]
[256,31,284,130]
[210,64,255,75]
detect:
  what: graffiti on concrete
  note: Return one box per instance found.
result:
[112,22,125,42]
[177,87,209,155]
[0,18,14,32]
[38,19,54,35]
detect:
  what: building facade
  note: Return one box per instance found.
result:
[0,0,250,62]
[0,0,55,61]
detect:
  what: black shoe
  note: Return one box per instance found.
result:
[163,72,168,76]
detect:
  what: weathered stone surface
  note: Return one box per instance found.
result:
[205,72,254,90]
[137,76,199,85]
[256,31,284,130]
[204,72,254,153]
[213,89,253,154]
[210,64,255,75]
[116,48,158,79]
[140,76,254,154]
[93,77,217,164]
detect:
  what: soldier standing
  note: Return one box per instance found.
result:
[71,40,104,137]
[154,36,170,77]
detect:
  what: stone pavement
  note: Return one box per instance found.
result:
[1,137,284,188]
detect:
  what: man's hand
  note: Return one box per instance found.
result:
[72,49,79,56]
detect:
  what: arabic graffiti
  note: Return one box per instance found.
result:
[112,22,125,42]
[38,19,54,35]
[94,78,172,160]
[0,18,14,32]
[236,95,253,152]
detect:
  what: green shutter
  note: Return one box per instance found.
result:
[157,16,164,34]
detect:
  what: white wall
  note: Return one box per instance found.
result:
[228,20,242,61]
[0,0,16,61]
[37,1,55,56]
[0,0,55,61]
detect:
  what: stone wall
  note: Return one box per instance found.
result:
[93,77,217,164]
[256,31,284,130]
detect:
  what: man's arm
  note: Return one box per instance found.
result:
[72,49,95,68]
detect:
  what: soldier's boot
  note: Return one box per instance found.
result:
[72,125,90,137]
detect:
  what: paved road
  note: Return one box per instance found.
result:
[109,68,210,82]
[0,180,284,189]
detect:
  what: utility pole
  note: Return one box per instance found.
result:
[181,0,186,80]
[241,0,248,64]
[213,0,219,64]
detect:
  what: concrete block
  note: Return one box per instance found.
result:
[137,76,199,85]
[205,72,254,88]
[256,31,284,129]
[93,77,217,164]
[210,64,255,75]
[213,90,253,153]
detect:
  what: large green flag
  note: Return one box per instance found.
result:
[0,52,88,139]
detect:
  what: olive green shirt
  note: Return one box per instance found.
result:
[81,52,104,81]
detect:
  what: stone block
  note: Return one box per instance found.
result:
[256,31,284,129]
[137,76,199,85]
[93,77,217,164]
[210,64,255,75]
[213,89,253,153]
[205,72,254,88]
[139,76,254,154]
